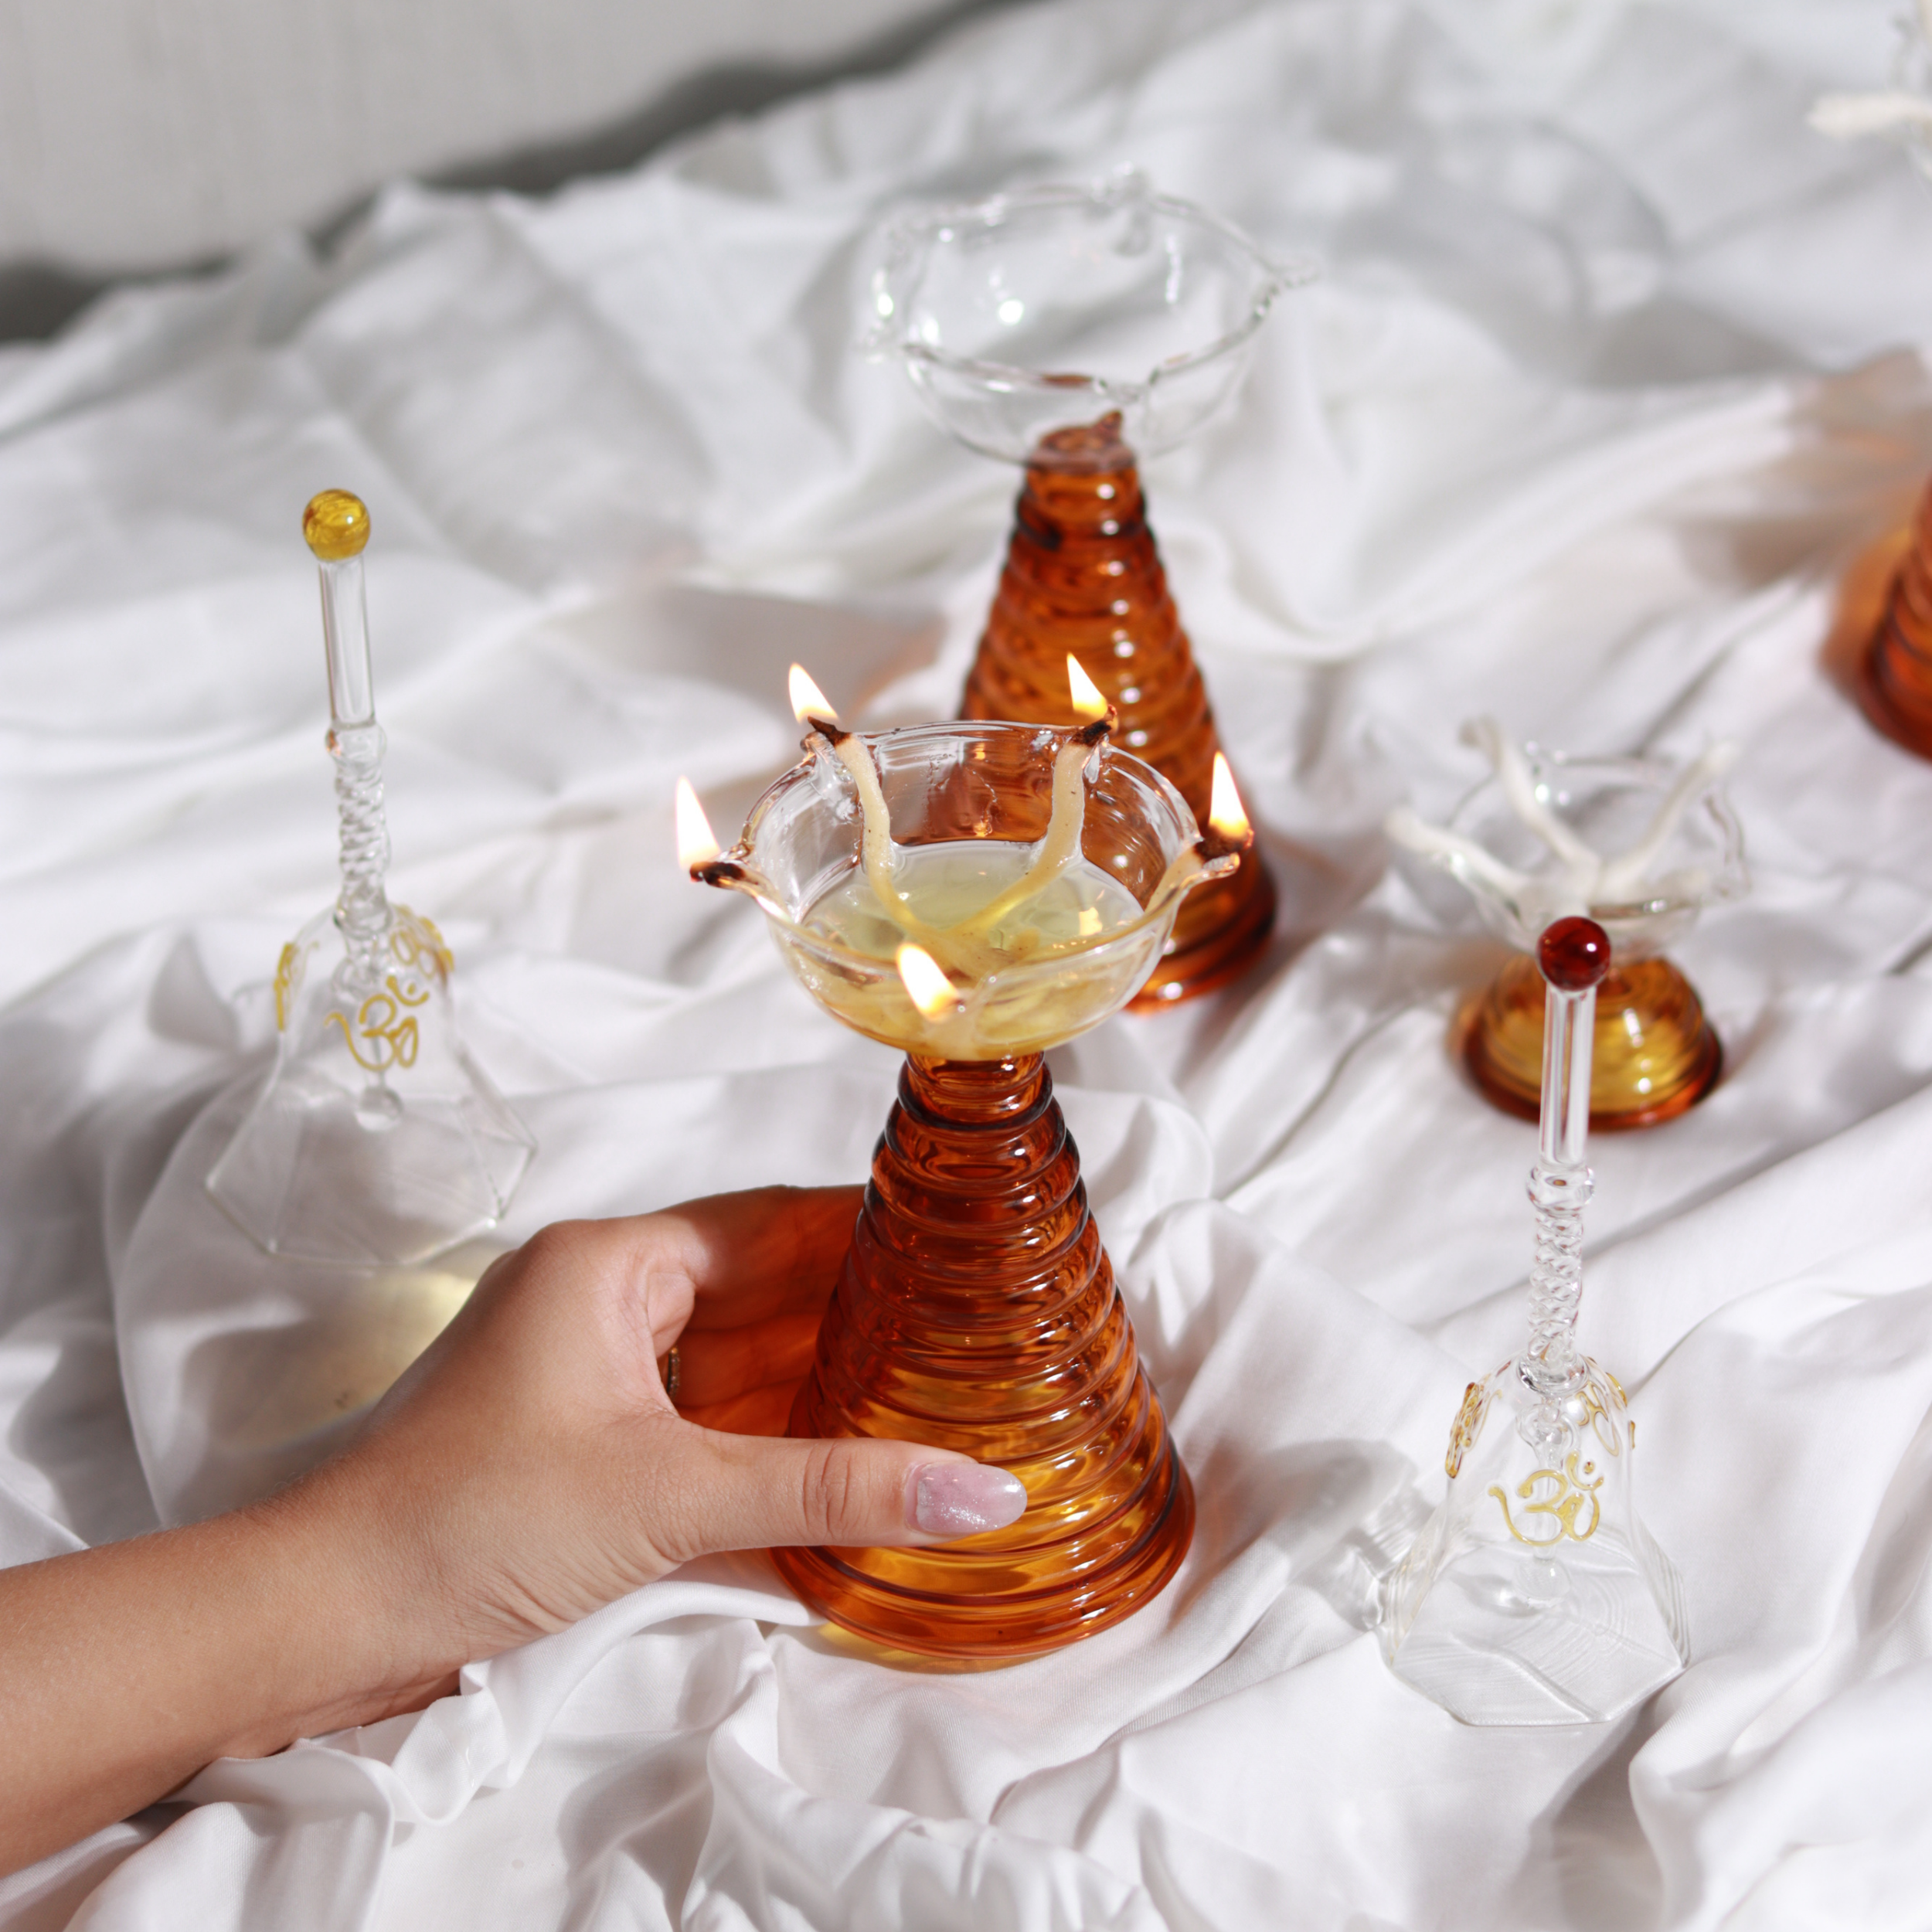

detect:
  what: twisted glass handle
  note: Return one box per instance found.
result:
[1521,916,1611,1450]
[304,492,392,994]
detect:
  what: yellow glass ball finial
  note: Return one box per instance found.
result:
[303,490,371,561]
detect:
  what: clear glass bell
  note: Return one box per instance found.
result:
[206,492,535,1267]
[1381,917,1689,1724]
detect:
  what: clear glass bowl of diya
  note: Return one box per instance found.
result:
[685,713,1244,1658]
[1393,733,1746,1132]
[862,169,1314,1005]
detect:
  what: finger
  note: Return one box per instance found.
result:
[658,1185,864,1327]
[676,1378,802,1437]
[648,1429,1028,1560]
[669,1309,824,1409]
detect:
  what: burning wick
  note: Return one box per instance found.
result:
[788,663,838,726]
[675,775,722,871]
[1067,655,1108,723]
[1143,751,1253,906]
[790,663,905,924]
[1207,753,1250,845]
[896,942,962,1019]
[677,775,753,891]
[950,662,1115,941]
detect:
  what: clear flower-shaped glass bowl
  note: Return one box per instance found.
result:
[862,170,1314,463]
[1445,749,1747,961]
[719,721,1209,1058]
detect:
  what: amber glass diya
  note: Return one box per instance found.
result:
[962,414,1277,1004]
[865,172,1310,1005]
[1457,953,1721,1131]
[1392,733,1745,1133]
[689,720,1238,1657]
[1858,479,1932,759]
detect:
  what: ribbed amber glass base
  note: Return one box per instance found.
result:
[774,1053,1195,1658]
[1860,479,1932,760]
[1456,952,1722,1132]
[960,417,1275,1008]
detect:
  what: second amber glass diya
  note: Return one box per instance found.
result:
[865,172,1311,1005]
[1855,479,1932,758]
[682,686,1247,1657]
[1389,722,1746,1132]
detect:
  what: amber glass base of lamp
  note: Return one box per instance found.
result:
[774,1052,1195,1658]
[961,417,1275,1007]
[1858,479,1932,759]
[1456,953,1722,1131]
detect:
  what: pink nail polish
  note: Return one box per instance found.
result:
[910,1463,1028,1537]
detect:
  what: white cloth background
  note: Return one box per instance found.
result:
[4,0,1932,1925]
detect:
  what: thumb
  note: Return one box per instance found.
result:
[655,1427,1028,1561]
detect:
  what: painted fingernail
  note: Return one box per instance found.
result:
[910,1463,1029,1537]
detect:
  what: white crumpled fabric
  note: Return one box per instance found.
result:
[6,0,1932,1925]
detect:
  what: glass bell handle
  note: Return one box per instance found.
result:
[302,491,392,988]
[1522,917,1611,1420]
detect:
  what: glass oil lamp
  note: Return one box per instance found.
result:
[863,168,1313,1005]
[1388,720,1746,1131]
[679,663,1250,1658]
[1382,917,1689,1725]
[206,492,536,1267]
[1812,9,1932,758]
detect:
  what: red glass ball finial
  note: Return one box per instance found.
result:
[1538,915,1612,992]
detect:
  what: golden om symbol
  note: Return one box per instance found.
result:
[273,942,301,1030]
[326,977,429,1071]
[1489,1452,1604,1546]
[271,904,449,1038]
[389,906,454,982]
[323,907,449,1071]
[1445,1379,1492,1478]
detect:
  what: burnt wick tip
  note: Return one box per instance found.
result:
[1075,714,1113,748]
[1197,826,1251,866]
[692,859,748,887]
[804,715,851,748]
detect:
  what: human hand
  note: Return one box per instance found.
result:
[284,1185,1029,1689]
[0,1187,1029,1876]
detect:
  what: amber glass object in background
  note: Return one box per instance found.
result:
[774,1053,1193,1656]
[1859,480,1932,758]
[691,719,1240,1657]
[1388,727,1745,1135]
[864,172,1313,1006]
[1457,953,1720,1131]
[962,416,1277,1005]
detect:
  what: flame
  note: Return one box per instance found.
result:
[788,663,839,725]
[675,776,721,870]
[1207,753,1250,842]
[1066,655,1108,723]
[896,943,958,1019]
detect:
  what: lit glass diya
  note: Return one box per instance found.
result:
[680,662,1250,1658]
[1389,720,1746,1131]
[864,170,1311,1005]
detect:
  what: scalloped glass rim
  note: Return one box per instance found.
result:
[726,720,1204,988]
[861,173,1316,432]
[1444,747,1747,953]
